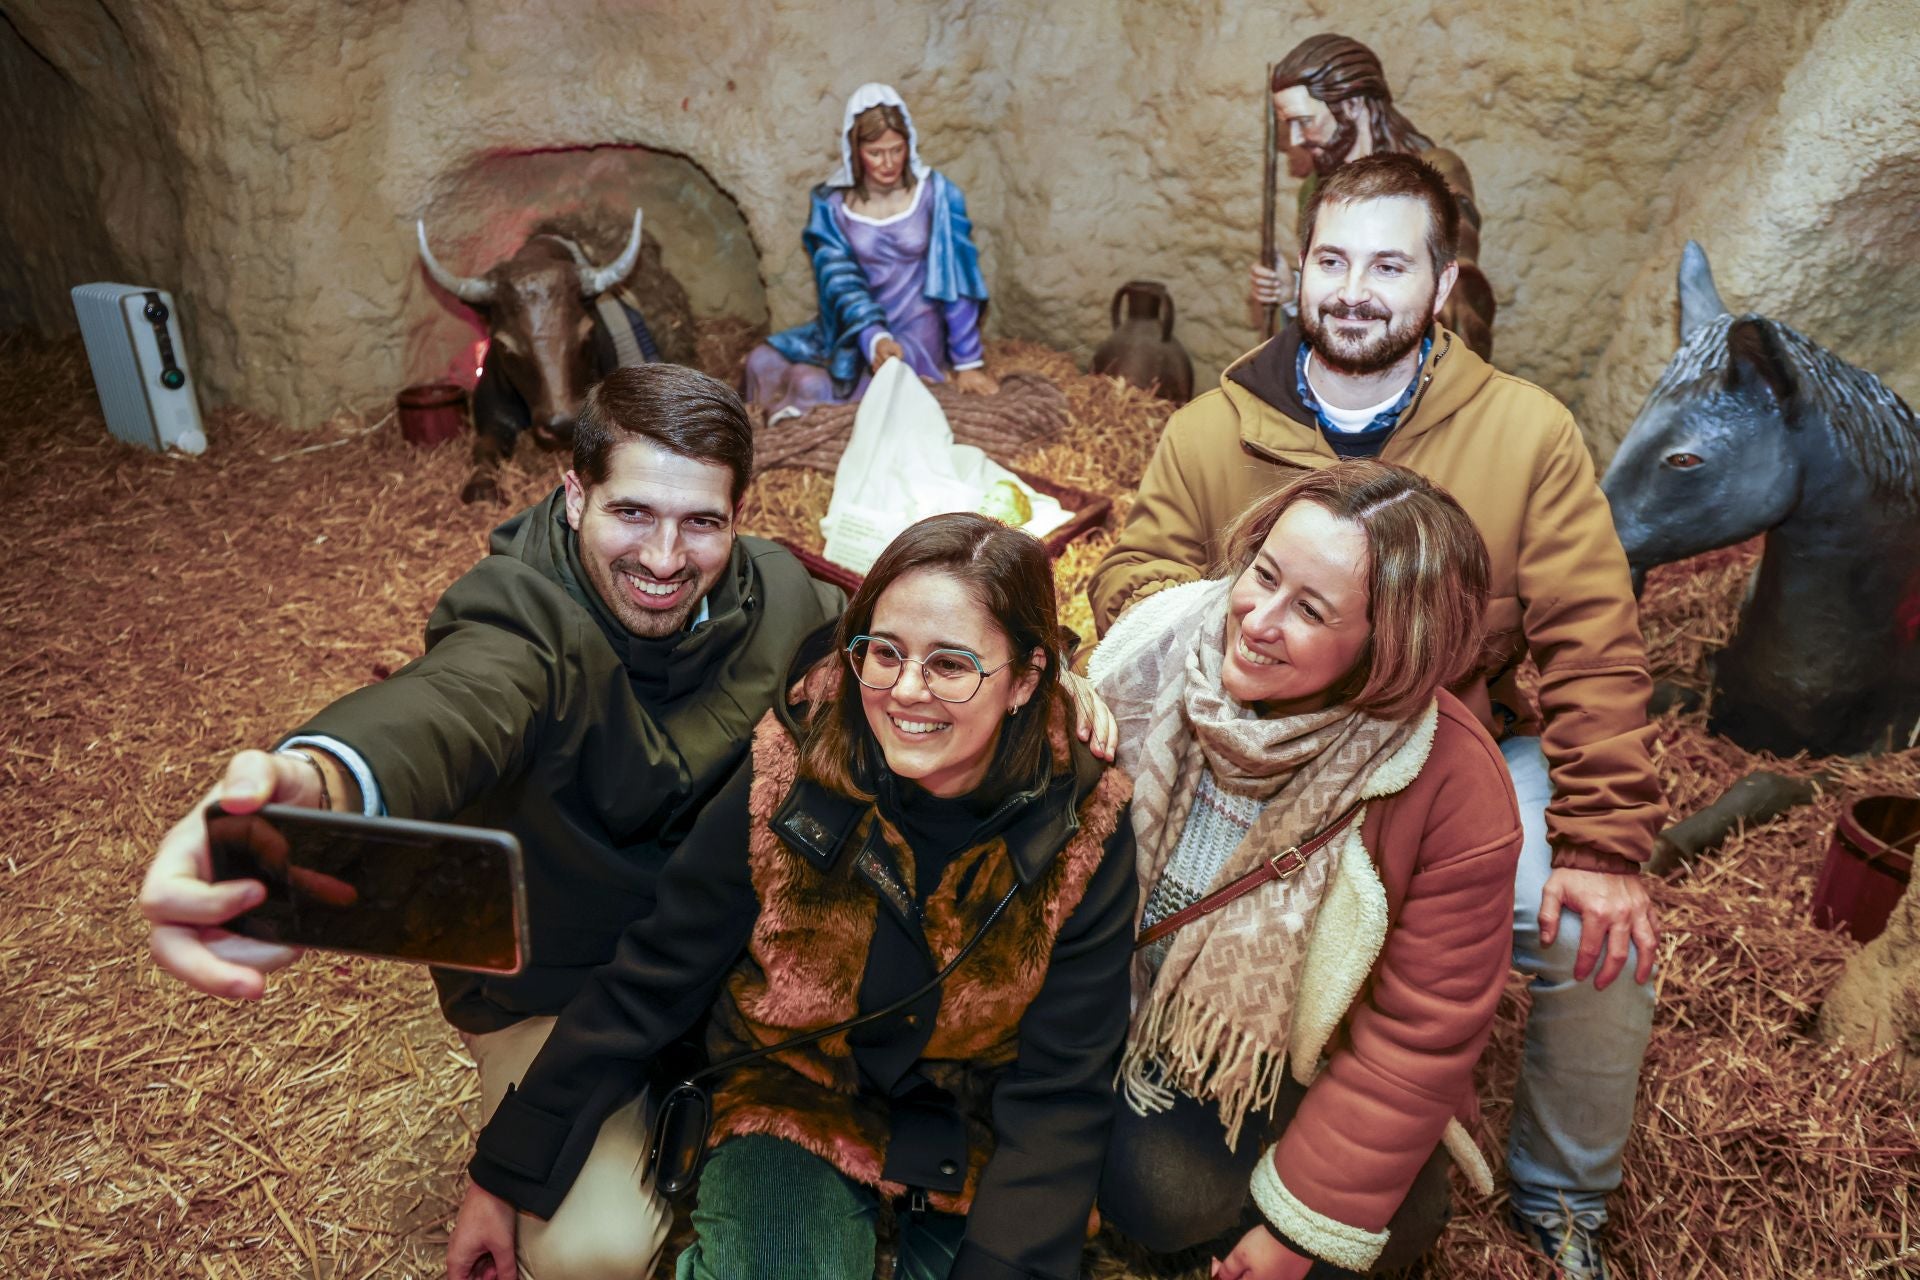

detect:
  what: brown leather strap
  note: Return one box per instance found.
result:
[1134,798,1366,952]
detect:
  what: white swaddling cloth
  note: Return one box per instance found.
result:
[820,359,1071,574]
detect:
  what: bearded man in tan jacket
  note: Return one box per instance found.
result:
[1090,153,1659,1280]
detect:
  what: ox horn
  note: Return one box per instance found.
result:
[416,221,497,305]
[579,209,644,297]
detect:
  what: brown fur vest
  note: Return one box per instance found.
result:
[704,710,1130,1212]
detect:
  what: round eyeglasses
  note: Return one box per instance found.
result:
[845,635,1013,704]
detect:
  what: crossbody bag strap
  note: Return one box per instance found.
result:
[1133,798,1366,953]
[684,880,1022,1089]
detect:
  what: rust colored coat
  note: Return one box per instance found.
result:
[1250,692,1521,1268]
[1088,325,1663,870]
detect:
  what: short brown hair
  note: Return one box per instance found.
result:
[1301,151,1460,278]
[571,363,754,505]
[1216,460,1489,721]
[847,103,917,203]
[799,513,1065,800]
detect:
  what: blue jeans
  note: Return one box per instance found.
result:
[674,1135,967,1280]
[1502,736,1657,1227]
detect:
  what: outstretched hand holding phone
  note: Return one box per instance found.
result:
[139,748,340,999]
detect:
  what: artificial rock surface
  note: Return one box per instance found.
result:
[2,0,1915,456]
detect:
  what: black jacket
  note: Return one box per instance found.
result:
[471,637,1138,1280]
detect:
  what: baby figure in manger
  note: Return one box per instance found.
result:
[746,83,998,421]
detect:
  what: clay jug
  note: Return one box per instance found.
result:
[1091,281,1193,404]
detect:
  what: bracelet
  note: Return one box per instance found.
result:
[280,748,333,812]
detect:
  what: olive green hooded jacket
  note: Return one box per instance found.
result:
[297,489,843,1031]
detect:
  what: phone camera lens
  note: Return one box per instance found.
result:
[144,300,170,324]
[160,368,186,390]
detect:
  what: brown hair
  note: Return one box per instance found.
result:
[847,103,917,202]
[572,363,754,506]
[1216,460,1489,721]
[799,513,1065,800]
[1271,34,1435,156]
[1300,151,1460,278]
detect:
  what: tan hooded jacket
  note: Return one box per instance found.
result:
[1088,325,1662,871]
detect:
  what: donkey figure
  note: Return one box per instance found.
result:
[1602,242,1920,756]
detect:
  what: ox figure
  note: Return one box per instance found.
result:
[1603,241,1920,756]
[418,209,694,503]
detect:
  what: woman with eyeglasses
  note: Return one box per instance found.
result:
[450,511,1137,1280]
[1090,461,1522,1279]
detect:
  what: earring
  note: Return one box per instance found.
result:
[1007,703,1021,717]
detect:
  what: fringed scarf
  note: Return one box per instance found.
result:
[1097,579,1416,1147]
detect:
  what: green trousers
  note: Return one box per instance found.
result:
[674,1135,969,1280]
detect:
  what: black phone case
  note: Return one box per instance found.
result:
[205,802,530,974]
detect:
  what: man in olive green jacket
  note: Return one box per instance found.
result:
[1095,155,1657,1279]
[141,364,842,1280]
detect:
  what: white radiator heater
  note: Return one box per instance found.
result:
[70,283,208,454]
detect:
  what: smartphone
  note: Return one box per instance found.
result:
[205,803,529,974]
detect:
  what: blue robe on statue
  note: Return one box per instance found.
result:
[753,172,989,410]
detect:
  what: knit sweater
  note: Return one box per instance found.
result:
[1137,769,1265,971]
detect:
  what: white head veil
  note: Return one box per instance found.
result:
[827,82,931,188]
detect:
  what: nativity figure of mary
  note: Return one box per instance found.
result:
[744,83,998,421]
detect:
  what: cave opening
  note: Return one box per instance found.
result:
[406,142,769,390]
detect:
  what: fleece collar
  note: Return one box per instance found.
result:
[770,740,1099,889]
[1287,697,1438,1082]
[1249,704,1499,1245]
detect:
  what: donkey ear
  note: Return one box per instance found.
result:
[1724,317,1796,410]
[1678,240,1730,341]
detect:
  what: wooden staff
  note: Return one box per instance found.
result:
[1259,62,1279,339]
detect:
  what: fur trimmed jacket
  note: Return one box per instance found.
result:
[469,640,1137,1280]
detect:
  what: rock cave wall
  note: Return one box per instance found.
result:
[0,5,187,343]
[1,0,1914,457]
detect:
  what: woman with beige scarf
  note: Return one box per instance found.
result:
[1090,460,1522,1279]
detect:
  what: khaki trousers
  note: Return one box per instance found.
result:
[468,1016,672,1280]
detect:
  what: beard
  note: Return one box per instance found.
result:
[1301,290,1433,377]
[587,554,714,639]
[1305,104,1362,176]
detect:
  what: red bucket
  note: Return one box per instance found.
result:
[397,381,469,448]
[1813,794,1918,943]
